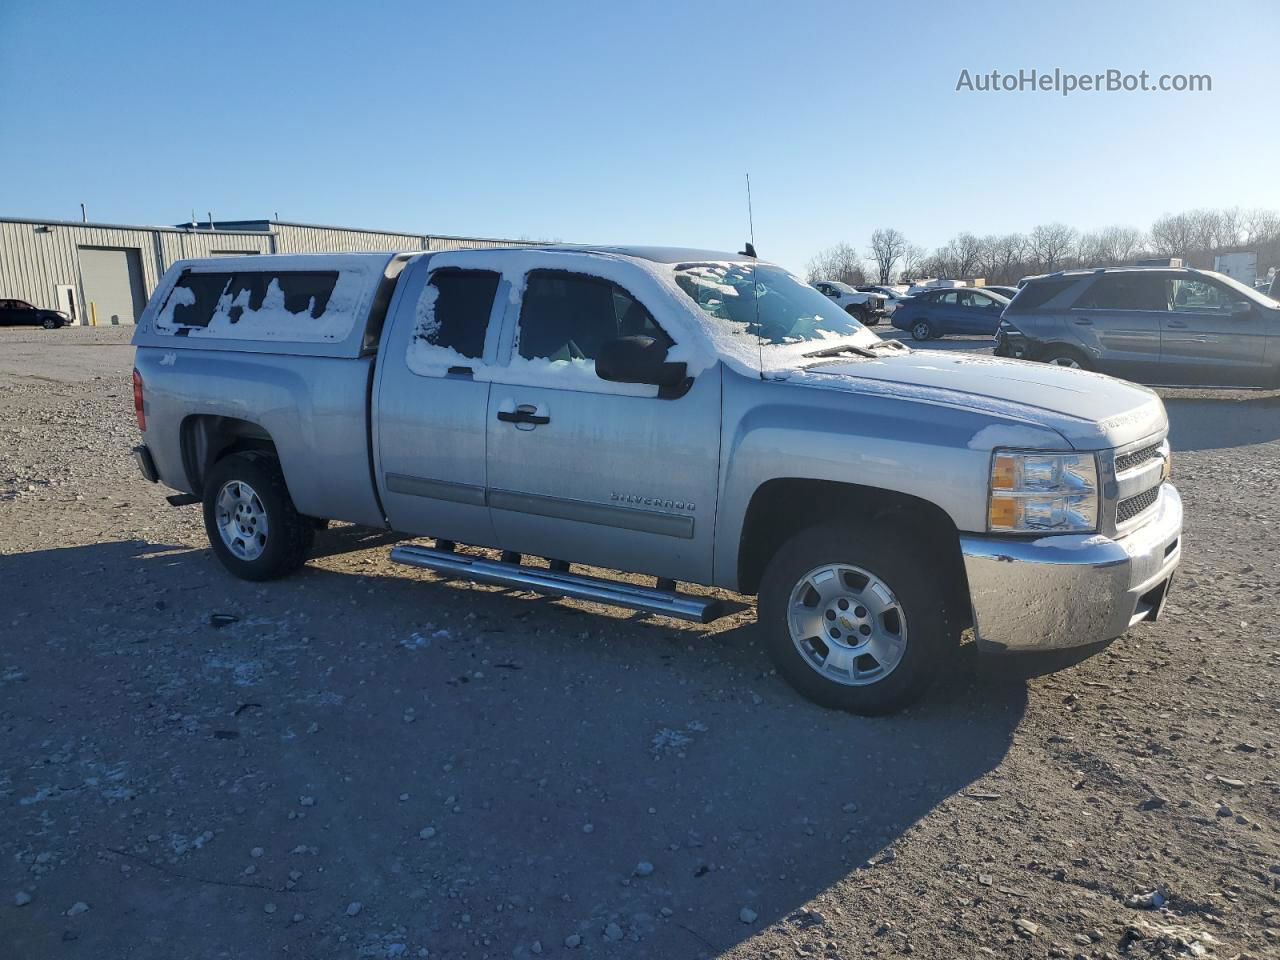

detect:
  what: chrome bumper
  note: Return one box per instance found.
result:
[959,484,1182,652]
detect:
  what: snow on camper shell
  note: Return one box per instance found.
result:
[154,257,380,343]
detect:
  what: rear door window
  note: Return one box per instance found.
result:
[413,268,500,361]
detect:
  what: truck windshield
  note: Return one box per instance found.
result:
[673,262,878,348]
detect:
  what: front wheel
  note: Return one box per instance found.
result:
[910,320,934,341]
[758,524,959,714]
[202,453,314,581]
[41,317,56,329]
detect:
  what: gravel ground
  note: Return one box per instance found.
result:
[2,326,1278,960]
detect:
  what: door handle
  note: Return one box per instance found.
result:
[1073,317,1093,325]
[1165,320,1188,329]
[496,405,550,426]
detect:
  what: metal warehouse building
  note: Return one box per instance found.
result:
[0,216,535,327]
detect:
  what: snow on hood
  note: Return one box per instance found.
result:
[788,351,1167,450]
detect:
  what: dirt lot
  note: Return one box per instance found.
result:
[2,326,1278,960]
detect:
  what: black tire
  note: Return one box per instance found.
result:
[910,319,934,342]
[758,523,959,714]
[1037,344,1090,370]
[202,452,314,581]
[41,317,56,330]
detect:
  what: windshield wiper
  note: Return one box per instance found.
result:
[801,339,908,360]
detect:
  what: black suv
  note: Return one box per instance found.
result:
[995,267,1280,387]
[0,298,71,329]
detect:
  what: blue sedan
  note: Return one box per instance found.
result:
[890,287,1010,341]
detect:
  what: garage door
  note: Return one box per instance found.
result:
[79,246,146,326]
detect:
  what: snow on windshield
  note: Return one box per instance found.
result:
[673,262,875,347]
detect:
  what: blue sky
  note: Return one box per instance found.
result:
[1,0,1275,274]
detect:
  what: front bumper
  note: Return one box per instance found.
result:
[959,483,1182,651]
[993,326,1029,358]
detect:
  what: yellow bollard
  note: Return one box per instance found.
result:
[90,302,97,327]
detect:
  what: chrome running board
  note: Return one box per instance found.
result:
[390,544,727,624]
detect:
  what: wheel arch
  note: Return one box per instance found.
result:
[735,478,971,624]
[181,414,278,495]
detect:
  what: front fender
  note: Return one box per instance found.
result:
[712,374,1069,589]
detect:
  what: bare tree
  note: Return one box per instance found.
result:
[867,228,909,284]
[1186,209,1221,252]
[1242,208,1280,245]
[900,244,927,281]
[1215,207,1243,248]
[1076,231,1104,267]
[1029,223,1078,270]
[805,242,867,286]
[1150,212,1197,258]
[990,234,1029,283]
[1096,225,1146,264]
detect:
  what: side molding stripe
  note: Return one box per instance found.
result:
[488,488,695,539]
[384,476,695,539]
[385,473,486,507]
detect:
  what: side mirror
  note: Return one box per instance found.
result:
[596,336,687,387]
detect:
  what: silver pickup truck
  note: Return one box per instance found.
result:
[130,246,1182,714]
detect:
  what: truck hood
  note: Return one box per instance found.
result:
[788,351,1167,450]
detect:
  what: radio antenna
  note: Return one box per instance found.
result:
[745,174,764,379]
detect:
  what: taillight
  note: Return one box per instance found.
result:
[133,368,146,431]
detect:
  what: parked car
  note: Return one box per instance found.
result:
[981,285,1020,299]
[855,284,907,315]
[811,280,888,324]
[131,247,1180,715]
[995,266,1280,387]
[0,298,71,329]
[890,287,1010,340]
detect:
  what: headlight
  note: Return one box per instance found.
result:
[988,450,1098,533]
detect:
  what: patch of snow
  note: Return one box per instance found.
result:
[153,255,385,343]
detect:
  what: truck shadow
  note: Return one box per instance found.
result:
[1162,391,1280,451]
[0,538,1029,960]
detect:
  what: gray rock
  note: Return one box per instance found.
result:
[67,901,90,917]
[739,907,758,924]
[345,901,363,917]
[263,902,276,914]
[1125,889,1166,910]
[419,827,437,840]
[634,861,654,877]
[1013,918,1039,937]
[14,891,32,907]
[530,941,542,955]
[564,933,582,948]
[604,921,624,941]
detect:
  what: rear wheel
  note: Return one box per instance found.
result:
[1038,345,1090,370]
[203,453,314,581]
[911,320,934,341]
[758,524,959,714]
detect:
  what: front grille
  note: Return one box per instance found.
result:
[1117,486,1160,524]
[1115,443,1162,474]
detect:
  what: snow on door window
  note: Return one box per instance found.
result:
[155,268,364,342]
[405,268,500,376]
